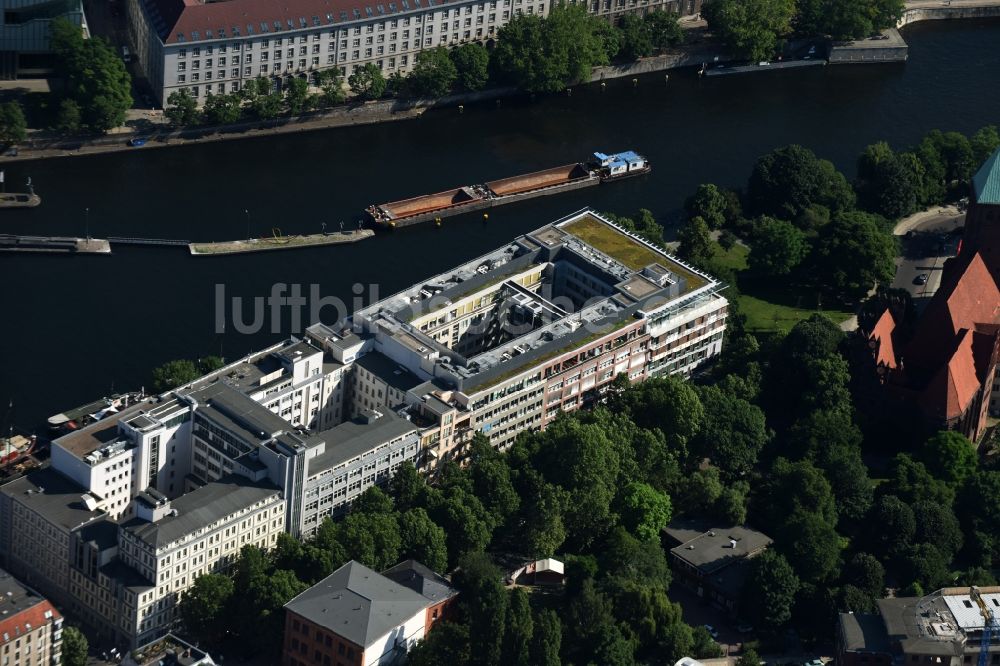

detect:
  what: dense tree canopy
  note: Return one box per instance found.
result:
[702,0,796,62]
[51,18,132,131]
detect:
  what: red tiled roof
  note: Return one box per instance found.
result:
[918,329,982,421]
[869,308,897,369]
[904,252,1000,373]
[0,600,61,643]
[143,0,454,44]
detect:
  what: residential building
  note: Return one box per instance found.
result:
[0,568,63,666]
[837,587,1000,666]
[663,519,772,617]
[126,0,703,106]
[860,148,1000,442]
[116,477,284,647]
[0,468,283,649]
[282,559,457,666]
[0,0,85,79]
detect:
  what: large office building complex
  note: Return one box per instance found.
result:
[0,208,725,650]
[126,0,703,105]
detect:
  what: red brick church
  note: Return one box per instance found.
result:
[862,148,1000,442]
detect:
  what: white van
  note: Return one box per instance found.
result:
[122,46,131,62]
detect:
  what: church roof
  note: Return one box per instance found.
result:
[973,147,1000,205]
[870,308,898,369]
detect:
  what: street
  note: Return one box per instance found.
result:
[891,205,965,306]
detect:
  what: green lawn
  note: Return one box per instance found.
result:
[719,244,853,333]
[739,292,853,334]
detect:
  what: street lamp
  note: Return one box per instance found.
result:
[244,209,250,241]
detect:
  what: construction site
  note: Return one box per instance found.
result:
[839,587,1000,666]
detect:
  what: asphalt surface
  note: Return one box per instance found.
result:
[891,208,965,305]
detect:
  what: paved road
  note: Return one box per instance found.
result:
[891,206,965,303]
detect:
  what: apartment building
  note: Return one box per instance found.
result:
[126,0,703,106]
[0,568,63,666]
[0,468,283,650]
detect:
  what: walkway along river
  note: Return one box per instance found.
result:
[0,18,999,431]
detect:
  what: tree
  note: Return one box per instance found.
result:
[741,550,800,639]
[336,510,402,571]
[508,469,568,557]
[453,553,507,666]
[389,461,426,511]
[856,141,921,219]
[923,431,978,487]
[398,508,449,573]
[408,621,471,666]
[815,210,897,301]
[738,648,763,666]
[617,481,672,542]
[747,144,855,220]
[0,101,27,145]
[406,46,458,97]
[349,63,387,100]
[749,216,808,276]
[691,625,723,658]
[315,68,347,106]
[912,501,963,560]
[971,125,1000,165]
[901,543,953,591]
[450,43,490,91]
[645,10,685,49]
[502,588,534,666]
[62,626,88,666]
[353,485,395,515]
[924,129,975,183]
[530,608,562,666]
[757,458,838,533]
[694,385,769,480]
[202,93,243,125]
[491,5,610,93]
[701,0,796,62]
[427,486,494,562]
[618,14,654,60]
[845,552,885,599]
[51,18,132,131]
[179,574,234,644]
[677,216,715,267]
[685,183,730,229]
[470,442,520,527]
[284,77,311,114]
[151,359,200,391]
[54,98,82,134]
[866,495,916,558]
[780,511,842,583]
[165,89,200,126]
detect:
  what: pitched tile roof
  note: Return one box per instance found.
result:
[284,561,431,648]
[973,147,1000,205]
[141,0,450,45]
[904,252,1000,373]
[869,308,898,369]
[919,329,983,421]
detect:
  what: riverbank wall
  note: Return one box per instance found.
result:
[829,28,909,63]
[899,3,1000,26]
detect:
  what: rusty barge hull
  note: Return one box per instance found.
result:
[370,163,600,229]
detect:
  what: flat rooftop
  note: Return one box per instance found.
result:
[54,404,146,459]
[352,209,722,393]
[665,520,772,574]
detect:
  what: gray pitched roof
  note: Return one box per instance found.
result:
[839,612,891,653]
[381,560,457,604]
[121,475,280,549]
[284,561,431,647]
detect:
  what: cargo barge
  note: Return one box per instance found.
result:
[366,150,650,228]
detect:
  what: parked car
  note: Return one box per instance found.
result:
[127,137,147,147]
[703,624,719,640]
[122,46,131,62]
[914,273,929,285]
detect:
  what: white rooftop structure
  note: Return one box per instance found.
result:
[943,592,1000,630]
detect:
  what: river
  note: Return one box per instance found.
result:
[1,18,999,432]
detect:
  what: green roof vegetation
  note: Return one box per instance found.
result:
[562,214,707,292]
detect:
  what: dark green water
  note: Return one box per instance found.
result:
[2,18,999,431]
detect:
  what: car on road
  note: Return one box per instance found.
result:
[127,137,147,147]
[914,273,929,285]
